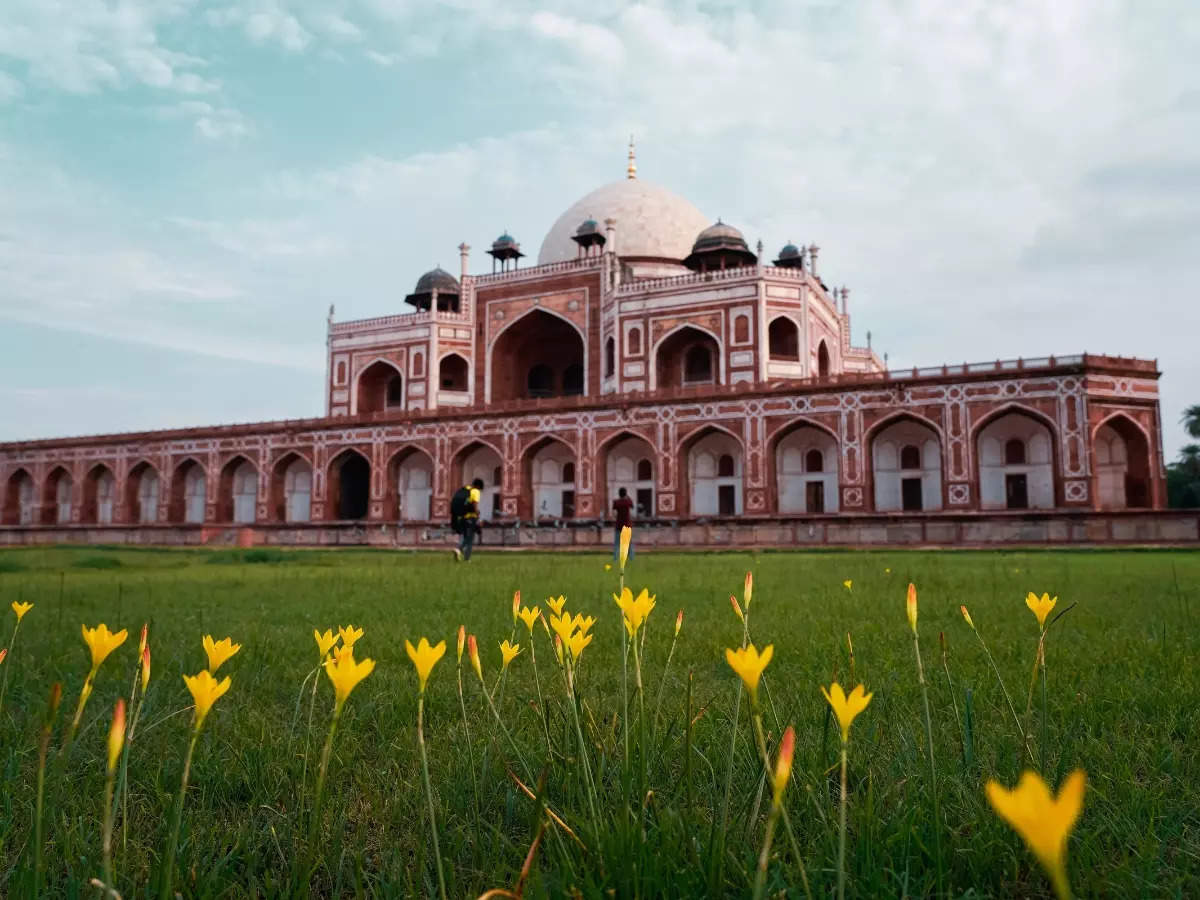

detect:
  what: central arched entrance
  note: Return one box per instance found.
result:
[355,360,404,414]
[454,442,503,520]
[774,423,839,513]
[870,417,943,512]
[977,410,1055,510]
[682,427,743,516]
[490,309,585,403]
[389,447,434,522]
[328,449,371,520]
[1094,415,1151,509]
[603,434,656,518]
[525,437,577,519]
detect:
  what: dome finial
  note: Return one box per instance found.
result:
[626,135,637,180]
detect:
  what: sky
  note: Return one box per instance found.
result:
[1,0,1197,458]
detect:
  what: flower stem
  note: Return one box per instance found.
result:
[529,639,553,756]
[61,666,97,760]
[752,802,781,900]
[33,683,61,898]
[417,693,448,900]
[102,757,117,889]
[970,628,1034,761]
[837,742,848,900]
[0,619,20,717]
[160,727,199,900]
[651,629,679,738]
[457,665,481,828]
[913,630,944,896]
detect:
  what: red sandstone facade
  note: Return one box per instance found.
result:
[1,162,1191,547]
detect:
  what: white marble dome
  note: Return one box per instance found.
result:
[537,179,710,265]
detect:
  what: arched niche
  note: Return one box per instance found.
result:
[768,316,800,360]
[218,457,259,524]
[170,459,207,524]
[654,325,721,389]
[977,410,1055,510]
[603,434,656,518]
[775,424,839,513]
[526,438,576,518]
[490,309,585,403]
[3,469,36,525]
[389,447,434,522]
[356,360,404,415]
[454,442,503,521]
[685,428,743,516]
[125,461,161,524]
[439,354,469,392]
[270,453,312,522]
[328,450,370,521]
[82,464,116,524]
[871,418,943,512]
[1094,415,1151,509]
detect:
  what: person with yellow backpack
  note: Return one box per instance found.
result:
[450,477,484,561]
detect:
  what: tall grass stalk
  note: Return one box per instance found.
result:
[910,608,944,896]
[456,659,481,825]
[836,742,848,900]
[416,692,448,900]
[160,729,199,900]
[32,682,62,897]
[714,596,750,891]
[939,632,965,761]
[961,607,1033,761]
[528,636,553,755]
[651,613,681,736]
[304,704,341,880]
[0,613,24,717]
[749,712,813,900]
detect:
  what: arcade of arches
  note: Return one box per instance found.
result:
[0,410,1166,526]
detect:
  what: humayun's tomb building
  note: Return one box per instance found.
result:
[3,148,1196,547]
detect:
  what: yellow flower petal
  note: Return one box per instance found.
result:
[821,681,873,742]
[183,669,232,728]
[81,623,129,671]
[405,637,445,693]
[326,647,375,707]
[725,644,773,705]
[1025,592,1058,631]
[986,769,1086,892]
[12,600,34,622]
[202,635,241,673]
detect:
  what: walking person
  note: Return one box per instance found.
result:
[451,477,484,562]
[612,486,634,563]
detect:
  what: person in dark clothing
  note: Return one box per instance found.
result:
[612,486,634,563]
[454,477,484,561]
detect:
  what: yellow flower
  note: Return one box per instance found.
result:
[499,640,522,670]
[571,613,596,636]
[549,612,579,647]
[821,682,873,743]
[771,725,796,805]
[604,563,612,571]
[324,647,375,708]
[675,609,684,637]
[467,634,483,681]
[314,628,338,659]
[725,644,773,706]
[885,567,892,574]
[137,623,148,658]
[554,635,564,667]
[618,525,632,571]
[338,624,364,649]
[11,600,33,621]
[183,669,232,728]
[907,582,918,634]
[1026,592,1058,631]
[986,769,1086,899]
[405,637,446,694]
[456,625,465,664]
[512,590,521,624]
[730,595,744,623]
[0,648,6,666]
[960,605,975,630]
[82,624,128,671]
[547,595,567,616]
[518,606,541,634]
[107,698,126,773]
[843,580,853,591]
[202,635,241,673]
[566,629,593,661]
[141,646,151,691]
[614,587,656,637]
[743,571,753,611]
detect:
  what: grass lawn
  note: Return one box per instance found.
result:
[0,544,1197,898]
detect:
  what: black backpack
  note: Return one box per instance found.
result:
[449,485,471,532]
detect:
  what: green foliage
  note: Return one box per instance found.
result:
[72,555,123,570]
[0,547,1197,897]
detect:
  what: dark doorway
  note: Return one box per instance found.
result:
[337,455,370,519]
[718,484,736,515]
[636,487,654,517]
[806,481,825,513]
[528,364,554,398]
[561,490,576,518]
[1005,473,1029,509]
[901,477,923,511]
[563,364,584,396]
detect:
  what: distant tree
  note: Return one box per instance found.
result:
[1182,404,1200,439]
[1167,441,1200,508]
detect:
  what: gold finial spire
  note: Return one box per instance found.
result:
[626,135,636,180]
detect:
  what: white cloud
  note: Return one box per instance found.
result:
[529,11,623,64]
[209,3,313,52]
[310,11,363,41]
[156,100,253,141]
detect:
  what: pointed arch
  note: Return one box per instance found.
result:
[3,467,36,525]
[387,444,435,522]
[678,424,744,517]
[451,439,505,521]
[522,434,578,519]
[598,430,657,518]
[354,357,405,415]
[768,418,840,513]
[972,403,1059,510]
[768,315,800,360]
[124,459,161,524]
[1092,412,1152,509]
[218,455,258,523]
[269,451,314,522]
[43,465,74,525]
[438,352,471,393]
[867,413,944,512]
[169,457,208,524]
[327,447,371,521]
[487,306,588,404]
[817,340,831,377]
[82,463,117,524]
[650,322,724,390]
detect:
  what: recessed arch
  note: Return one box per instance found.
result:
[522,434,577,519]
[817,340,831,377]
[768,315,800,361]
[438,352,470,393]
[354,358,405,415]
[269,451,313,522]
[169,457,208,524]
[327,448,371,521]
[868,414,943,512]
[218,455,258,523]
[42,465,74,525]
[387,445,435,522]
[770,418,840,513]
[651,322,724,390]
[3,467,36,525]
[971,404,1059,511]
[452,439,504,521]
[599,430,657,518]
[488,306,587,404]
[1092,412,1151,509]
[125,460,161,524]
[679,424,744,516]
[82,463,116,524]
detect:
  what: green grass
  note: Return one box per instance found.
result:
[0,545,1197,898]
